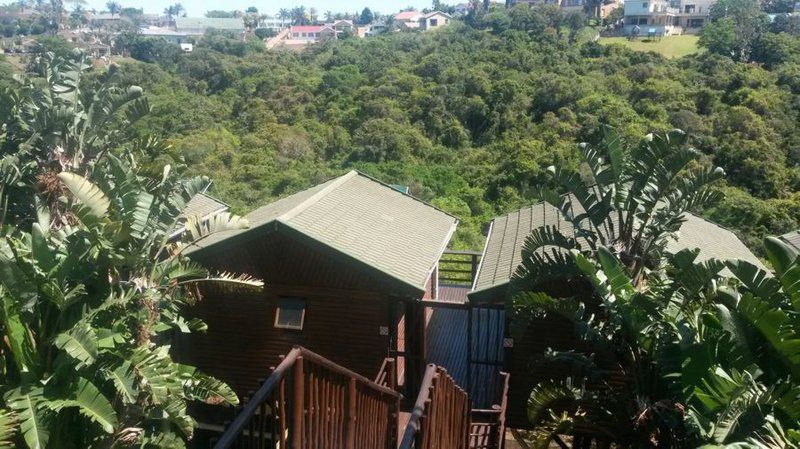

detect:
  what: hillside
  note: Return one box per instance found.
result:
[47,15,799,254]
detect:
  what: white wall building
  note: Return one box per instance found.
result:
[624,0,715,35]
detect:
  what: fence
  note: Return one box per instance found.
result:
[438,250,482,286]
[214,346,401,449]
[399,364,472,449]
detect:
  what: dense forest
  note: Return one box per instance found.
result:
[5,5,798,254]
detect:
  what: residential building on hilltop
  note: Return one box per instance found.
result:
[288,24,337,42]
[174,17,245,36]
[393,10,453,31]
[393,10,425,30]
[257,16,292,34]
[510,0,625,19]
[623,0,716,35]
[419,11,453,30]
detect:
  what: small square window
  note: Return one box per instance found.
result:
[275,297,306,330]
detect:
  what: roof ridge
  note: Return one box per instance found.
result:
[352,170,460,222]
[277,170,358,222]
[197,191,231,210]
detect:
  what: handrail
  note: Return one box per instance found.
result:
[399,365,437,449]
[214,346,401,449]
[374,357,398,391]
[214,347,302,449]
[439,249,481,286]
[399,364,471,449]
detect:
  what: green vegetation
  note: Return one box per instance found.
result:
[512,128,800,447]
[36,3,791,254]
[599,35,701,58]
[0,51,259,448]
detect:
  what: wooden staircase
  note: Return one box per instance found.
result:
[212,347,509,449]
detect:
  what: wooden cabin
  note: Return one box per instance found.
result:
[177,171,458,418]
[466,201,767,429]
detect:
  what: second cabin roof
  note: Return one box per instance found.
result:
[471,200,767,298]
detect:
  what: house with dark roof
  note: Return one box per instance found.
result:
[467,201,766,428]
[177,171,460,422]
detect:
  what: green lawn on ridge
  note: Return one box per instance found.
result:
[599,34,702,58]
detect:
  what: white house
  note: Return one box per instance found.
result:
[258,16,292,34]
[288,25,337,42]
[419,11,453,30]
[624,0,716,35]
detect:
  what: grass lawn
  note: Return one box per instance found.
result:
[599,35,702,59]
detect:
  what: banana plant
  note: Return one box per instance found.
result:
[513,126,725,292]
[516,240,800,448]
[0,51,262,448]
[0,158,262,448]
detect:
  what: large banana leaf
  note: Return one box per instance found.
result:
[764,237,800,312]
[54,325,98,368]
[47,378,117,434]
[0,409,17,449]
[57,172,110,218]
[4,388,49,449]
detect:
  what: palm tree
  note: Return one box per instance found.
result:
[105,0,120,17]
[291,6,307,24]
[512,127,800,447]
[278,7,290,21]
[172,2,185,18]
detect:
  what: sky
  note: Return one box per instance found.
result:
[82,0,433,17]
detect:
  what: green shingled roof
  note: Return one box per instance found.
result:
[471,201,766,297]
[780,230,800,252]
[188,171,459,293]
[183,193,229,219]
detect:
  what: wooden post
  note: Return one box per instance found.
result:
[388,358,397,391]
[346,377,356,449]
[467,306,473,396]
[292,357,304,449]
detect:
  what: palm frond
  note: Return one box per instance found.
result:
[46,378,118,434]
[54,324,98,368]
[0,409,17,449]
[4,387,50,449]
[185,212,249,243]
[176,271,264,289]
[57,172,110,218]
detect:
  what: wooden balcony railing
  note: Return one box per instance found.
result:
[399,365,510,449]
[399,364,472,449]
[469,372,510,449]
[438,250,482,286]
[214,346,402,449]
[374,357,398,391]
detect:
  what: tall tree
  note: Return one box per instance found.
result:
[359,7,374,24]
[105,0,120,17]
[701,0,769,61]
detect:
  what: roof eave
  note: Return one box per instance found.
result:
[276,221,427,297]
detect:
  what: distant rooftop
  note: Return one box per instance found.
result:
[394,10,423,20]
[175,17,244,32]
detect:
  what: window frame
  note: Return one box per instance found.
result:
[274,297,307,330]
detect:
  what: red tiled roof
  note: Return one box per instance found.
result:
[394,10,422,20]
